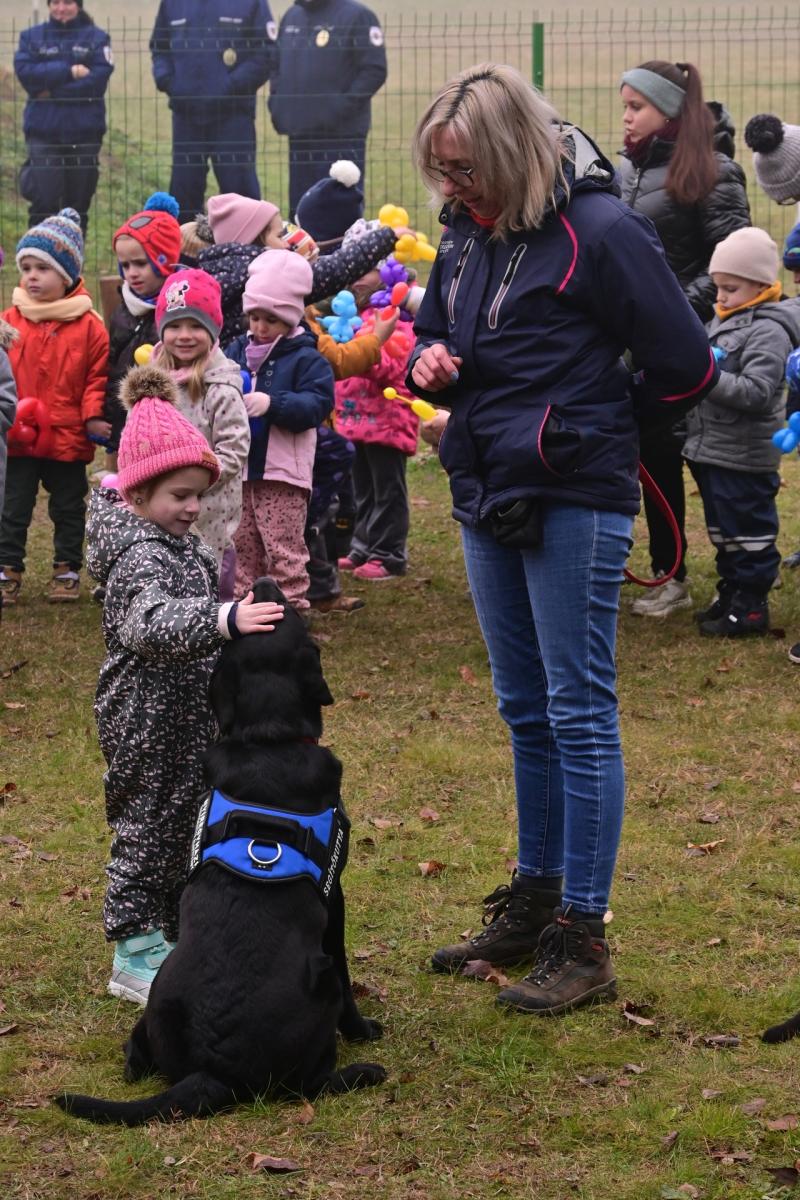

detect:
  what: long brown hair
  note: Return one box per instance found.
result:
[637,60,718,206]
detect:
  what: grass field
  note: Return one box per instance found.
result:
[2,449,800,1199]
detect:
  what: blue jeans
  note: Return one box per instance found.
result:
[461,504,634,914]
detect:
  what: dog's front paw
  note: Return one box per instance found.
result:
[341,1016,383,1043]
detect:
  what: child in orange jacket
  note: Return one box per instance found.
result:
[0,208,109,604]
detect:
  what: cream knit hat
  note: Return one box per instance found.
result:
[708,227,779,285]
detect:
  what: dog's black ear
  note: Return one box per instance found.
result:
[251,575,288,607]
[296,644,334,706]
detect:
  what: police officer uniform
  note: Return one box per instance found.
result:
[268,0,387,215]
[150,0,278,223]
[14,7,113,235]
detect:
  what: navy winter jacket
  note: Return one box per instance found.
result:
[408,129,719,527]
[268,0,386,138]
[150,0,277,120]
[15,14,113,145]
[225,330,334,481]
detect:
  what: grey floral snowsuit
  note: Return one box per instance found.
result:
[87,488,225,942]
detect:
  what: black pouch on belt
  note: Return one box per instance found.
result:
[487,498,542,549]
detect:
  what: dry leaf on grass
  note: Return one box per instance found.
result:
[708,1149,752,1164]
[350,690,371,701]
[291,1101,315,1126]
[458,665,477,685]
[661,1131,679,1150]
[766,1114,799,1131]
[0,1024,19,1036]
[418,860,446,877]
[623,1063,647,1075]
[706,937,723,947]
[418,807,440,822]
[685,839,726,857]
[739,1097,766,1116]
[1,782,17,797]
[370,816,402,830]
[460,959,510,987]
[246,1153,303,1173]
[3,702,26,711]
[622,1000,657,1029]
[577,1074,609,1087]
[698,811,721,824]
[701,1088,723,1100]
[766,1164,800,1187]
[702,1033,740,1048]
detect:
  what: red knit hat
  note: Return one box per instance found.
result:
[113,192,182,279]
[155,268,223,342]
[117,364,220,497]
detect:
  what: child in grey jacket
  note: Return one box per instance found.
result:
[684,227,800,636]
[87,364,283,1005]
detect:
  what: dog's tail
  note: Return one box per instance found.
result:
[54,1072,237,1125]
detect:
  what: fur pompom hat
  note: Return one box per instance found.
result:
[117,364,220,497]
[745,114,800,204]
[295,161,364,247]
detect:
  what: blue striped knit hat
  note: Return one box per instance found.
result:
[16,207,84,288]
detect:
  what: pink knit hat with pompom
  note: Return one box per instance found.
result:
[117,364,220,497]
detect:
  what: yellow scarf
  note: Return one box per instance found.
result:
[714,280,783,320]
[12,285,100,325]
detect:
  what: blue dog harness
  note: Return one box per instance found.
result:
[188,789,350,902]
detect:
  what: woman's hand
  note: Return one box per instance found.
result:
[411,344,463,393]
[234,591,284,634]
[71,64,90,80]
[244,391,270,417]
[420,408,450,450]
[86,417,112,440]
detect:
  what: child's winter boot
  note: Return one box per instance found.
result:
[699,590,768,637]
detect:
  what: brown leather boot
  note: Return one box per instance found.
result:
[431,873,562,973]
[496,907,616,1015]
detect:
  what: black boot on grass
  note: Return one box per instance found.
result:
[699,590,768,637]
[696,579,734,624]
[495,906,617,1015]
[431,872,562,973]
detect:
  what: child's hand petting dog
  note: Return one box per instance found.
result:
[235,591,285,634]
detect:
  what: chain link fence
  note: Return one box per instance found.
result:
[1,6,798,301]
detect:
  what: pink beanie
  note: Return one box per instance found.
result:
[117,364,221,497]
[155,268,222,341]
[243,250,313,326]
[207,193,280,246]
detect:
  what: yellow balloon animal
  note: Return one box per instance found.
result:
[133,343,154,365]
[377,205,438,264]
[383,387,438,423]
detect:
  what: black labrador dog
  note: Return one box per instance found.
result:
[57,578,385,1124]
[763,1010,800,1044]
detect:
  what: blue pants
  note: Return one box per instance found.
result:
[20,139,101,236]
[288,134,366,218]
[461,504,634,914]
[170,111,260,223]
[688,461,780,596]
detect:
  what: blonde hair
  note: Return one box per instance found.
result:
[153,337,212,403]
[412,63,570,238]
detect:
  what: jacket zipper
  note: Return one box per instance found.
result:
[488,245,527,330]
[628,167,643,208]
[447,237,475,324]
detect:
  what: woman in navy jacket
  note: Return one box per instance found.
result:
[408,64,718,1016]
[14,0,113,235]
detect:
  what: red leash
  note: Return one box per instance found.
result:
[624,462,682,588]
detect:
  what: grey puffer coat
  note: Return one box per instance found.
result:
[0,319,18,511]
[87,488,225,826]
[684,300,800,473]
[618,132,751,322]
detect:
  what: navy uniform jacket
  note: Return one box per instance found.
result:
[150,0,278,120]
[15,13,113,145]
[408,129,719,528]
[269,0,386,138]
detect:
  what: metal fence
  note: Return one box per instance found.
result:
[1,6,799,300]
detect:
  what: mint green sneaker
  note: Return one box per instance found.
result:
[108,929,173,1005]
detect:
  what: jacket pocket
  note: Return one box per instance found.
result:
[537,405,583,476]
[488,245,527,330]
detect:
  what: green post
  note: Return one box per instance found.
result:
[532,22,544,91]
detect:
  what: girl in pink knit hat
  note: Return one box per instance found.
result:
[86,362,284,1005]
[152,267,250,600]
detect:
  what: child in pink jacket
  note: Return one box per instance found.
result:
[334,272,418,580]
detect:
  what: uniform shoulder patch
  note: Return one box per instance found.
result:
[369,25,384,47]
[104,45,114,64]
[266,20,277,40]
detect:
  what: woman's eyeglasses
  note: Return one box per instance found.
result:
[427,164,476,186]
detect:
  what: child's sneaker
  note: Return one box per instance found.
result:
[0,568,22,606]
[337,555,360,572]
[630,576,691,617]
[699,593,768,638]
[49,564,80,603]
[352,559,395,581]
[789,642,800,664]
[108,929,173,1005]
